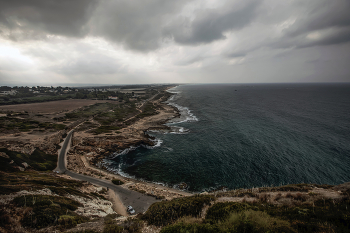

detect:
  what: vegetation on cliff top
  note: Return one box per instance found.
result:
[141,195,215,226]
[0,147,57,173]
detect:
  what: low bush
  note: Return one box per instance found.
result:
[50,187,91,199]
[141,195,215,226]
[205,202,251,222]
[103,221,124,233]
[205,198,350,232]
[57,215,88,230]
[112,179,124,185]
[0,148,57,171]
[93,125,121,135]
[90,192,108,200]
[122,218,143,233]
[12,195,83,229]
[162,211,294,233]
[220,210,296,233]
[160,222,220,233]
[71,230,98,233]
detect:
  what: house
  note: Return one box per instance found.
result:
[0,90,17,95]
[108,96,118,100]
[107,88,120,92]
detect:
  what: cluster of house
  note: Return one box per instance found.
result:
[85,88,120,92]
[0,86,80,96]
[0,90,17,95]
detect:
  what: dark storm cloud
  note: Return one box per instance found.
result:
[227,52,246,58]
[276,0,350,49]
[163,0,260,45]
[0,0,97,40]
[285,1,350,37]
[51,53,122,75]
[90,0,188,51]
[1,0,349,57]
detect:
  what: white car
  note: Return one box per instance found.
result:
[127,205,135,215]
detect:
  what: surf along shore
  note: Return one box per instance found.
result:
[65,86,192,203]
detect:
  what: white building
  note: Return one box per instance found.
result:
[0,90,17,95]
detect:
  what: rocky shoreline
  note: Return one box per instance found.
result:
[67,87,191,200]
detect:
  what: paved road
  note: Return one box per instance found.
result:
[55,130,73,173]
[54,130,158,214]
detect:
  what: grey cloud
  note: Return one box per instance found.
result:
[90,0,188,52]
[175,55,206,66]
[163,0,260,45]
[273,27,350,50]
[52,54,122,75]
[227,52,246,58]
[276,0,350,48]
[299,28,350,48]
[0,0,97,40]
[285,0,350,37]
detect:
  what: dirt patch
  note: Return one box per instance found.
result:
[0,99,111,114]
[107,189,128,216]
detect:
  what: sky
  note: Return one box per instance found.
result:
[0,0,350,86]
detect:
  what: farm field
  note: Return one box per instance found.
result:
[0,99,113,114]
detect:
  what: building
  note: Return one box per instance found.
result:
[0,90,17,95]
[108,96,118,100]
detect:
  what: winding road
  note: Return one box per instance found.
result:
[54,130,158,214]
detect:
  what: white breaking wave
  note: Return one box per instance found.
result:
[107,136,162,160]
[102,159,136,179]
[107,146,137,159]
[166,87,199,124]
[167,102,199,124]
[169,126,190,134]
[142,138,163,149]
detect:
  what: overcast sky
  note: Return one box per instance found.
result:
[0,0,349,86]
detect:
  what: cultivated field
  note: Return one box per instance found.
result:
[0,99,113,114]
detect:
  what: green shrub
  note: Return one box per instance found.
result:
[160,222,220,233]
[104,213,121,222]
[103,223,124,233]
[221,210,296,233]
[71,230,98,233]
[0,148,57,171]
[141,195,215,226]
[90,192,108,200]
[205,202,251,222]
[50,187,91,199]
[112,179,124,185]
[206,199,350,232]
[57,215,88,229]
[122,218,143,233]
[12,195,83,229]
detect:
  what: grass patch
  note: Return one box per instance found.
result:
[0,148,57,172]
[136,103,157,118]
[50,187,91,199]
[205,198,350,232]
[0,117,65,132]
[12,195,85,229]
[141,195,215,226]
[0,170,84,195]
[92,125,121,135]
[112,179,124,185]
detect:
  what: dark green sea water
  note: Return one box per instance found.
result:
[104,84,350,192]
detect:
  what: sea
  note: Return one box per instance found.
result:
[104,83,350,192]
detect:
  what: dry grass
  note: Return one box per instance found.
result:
[258,193,271,202]
[0,99,109,114]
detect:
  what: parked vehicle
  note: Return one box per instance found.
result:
[127,205,135,214]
